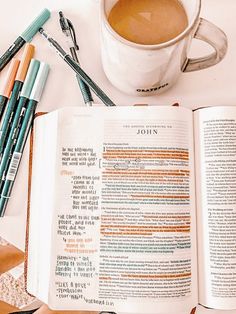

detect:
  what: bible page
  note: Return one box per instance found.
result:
[27,111,59,303]
[45,106,197,314]
[194,106,236,310]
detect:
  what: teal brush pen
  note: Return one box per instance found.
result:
[0,8,50,72]
[0,59,40,194]
[0,62,50,217]
[0,44,35,156]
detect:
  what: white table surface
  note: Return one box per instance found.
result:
[0,1,236,313]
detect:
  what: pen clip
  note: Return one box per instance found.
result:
[59,11,79,50]
[67,19,79,50]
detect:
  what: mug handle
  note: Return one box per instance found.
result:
[183,18,228,72]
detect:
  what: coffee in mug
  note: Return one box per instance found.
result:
[108,0,188,45]
[101,0,228,96]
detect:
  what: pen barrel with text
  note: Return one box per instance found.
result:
[0,81,23,154]
[0,97,28,182]
[0,62,49,216]
[0,99,37,216]
[0,58,40,197]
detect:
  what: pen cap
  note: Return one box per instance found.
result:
[21,59,40,98]
[0,59,20,97]
[15,44,35,82]
[21,8,51,42]
[30,62,50,102]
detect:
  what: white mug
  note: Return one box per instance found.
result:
[100,0,228,96]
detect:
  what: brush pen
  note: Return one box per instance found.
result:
[39,28,116,107]
[59,11,93,106]
[0,62,50,216]
[0,59,20,120]
[0,59,40,193]
[0,9,50,72]
[0,44,35,156]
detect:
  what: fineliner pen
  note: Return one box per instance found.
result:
[0,59,40,193]
[0,44,35,156]
[0,59,20,120]
[0,62,50,217]
[0,8,50,72]
[39,28,116,107]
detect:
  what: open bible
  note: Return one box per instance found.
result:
[26,106,236,314]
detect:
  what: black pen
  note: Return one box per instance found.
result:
[59,11,93,106]
[0,9,50,72]
[39,28,116,107]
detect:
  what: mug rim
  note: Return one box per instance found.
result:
[101,0,201,50]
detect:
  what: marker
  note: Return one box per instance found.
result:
[0,59,40,194]
[0,8,50,72]
[0,44,35,156]
[0,59,20,120]
[0,62,50,216]
[59,11,93,106]
[39,28,116,107]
